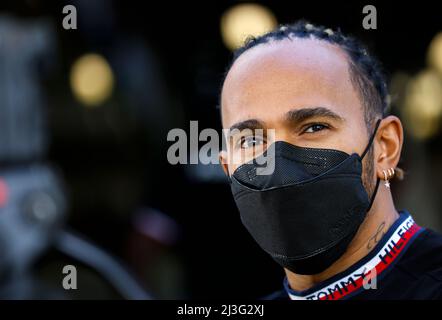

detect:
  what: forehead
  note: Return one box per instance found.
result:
[221,38,363,128]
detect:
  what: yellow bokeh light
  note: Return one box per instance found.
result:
[70,53,114,107]
[427,32,442,75]
[402,69,442,140]
[220,3,277,51]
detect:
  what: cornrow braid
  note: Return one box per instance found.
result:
[225,20,390,133]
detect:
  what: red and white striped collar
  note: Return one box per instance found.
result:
[284,211,424,300]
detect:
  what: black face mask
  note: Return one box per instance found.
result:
[230,120,381,275]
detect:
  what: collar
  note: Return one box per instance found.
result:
[283,211,424,300]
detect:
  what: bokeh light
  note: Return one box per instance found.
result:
[70,53,115,107]
[427,32,442,75]
[402,69,442,140]
[220,3,277,51]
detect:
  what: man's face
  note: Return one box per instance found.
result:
[220,38,375,192]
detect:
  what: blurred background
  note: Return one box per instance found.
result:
[0,0,441,299]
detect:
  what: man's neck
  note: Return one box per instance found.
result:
[285,189,400,291]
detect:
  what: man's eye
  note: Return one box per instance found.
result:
[240,136,264,149]
[303,123,329,133]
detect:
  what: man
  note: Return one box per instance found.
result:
[218,21,442,300]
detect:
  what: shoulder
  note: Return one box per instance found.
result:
[401,228,442,270]
[395,228,442,298]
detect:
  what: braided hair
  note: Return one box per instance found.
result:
[222,20,390,133]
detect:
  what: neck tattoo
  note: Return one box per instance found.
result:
[367,221,386,250]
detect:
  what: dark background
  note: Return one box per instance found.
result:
[0,0,441,299]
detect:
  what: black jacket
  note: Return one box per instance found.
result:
[266,211,442,300]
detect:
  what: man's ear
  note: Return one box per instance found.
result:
[219,150,230,176]
[375,115,404,178]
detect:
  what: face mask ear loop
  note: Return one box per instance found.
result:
[360,119,382,160]
[360,119,382,211]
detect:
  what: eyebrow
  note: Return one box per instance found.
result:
[228,119,265,133]
[227,106,344,136]
[284,107,345,126]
